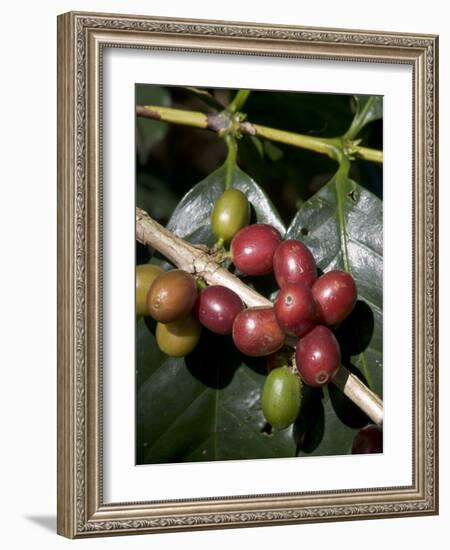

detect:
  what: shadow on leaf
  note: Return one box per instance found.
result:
[328,363,371,429]
[244,273,280,301]
[335,300,374,358]
[185,331,240,389]
[293,386,325,454]
[243,354,268,376]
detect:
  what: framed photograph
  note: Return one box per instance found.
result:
[57,11,438,538]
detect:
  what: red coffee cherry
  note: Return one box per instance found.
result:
[195,285,244,335]
[312,270,357,325]
[232,306,285,357]
[274,283,317,337]
[295,325,341,387]
[230,224,283,276]
[273,239,317,288]
[351,425,383,454]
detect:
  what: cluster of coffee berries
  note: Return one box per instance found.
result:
[136,189,358,433]
[228,224,357,375]
[227,222,357,429]
[136,265,202,357]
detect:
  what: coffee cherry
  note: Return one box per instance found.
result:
[230,224,283,276]
[232,306,285,357]
[351,425,383,454]
[136,264,163,316]
[295,325,341,387]
[211,188,250,242]
[261,367,302,430]
[274,283,317,337]
[148,269,197,323]
[273,239,317,288]
[195,285,244,335]
[155,314,202,357]
[312,270,357,325]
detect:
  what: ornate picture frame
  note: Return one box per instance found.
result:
[57,11,438,538]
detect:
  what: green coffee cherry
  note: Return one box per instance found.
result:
[211,188,250,242]
[136,264,164,316]
[261,367,302,430]
[155,314,202,357]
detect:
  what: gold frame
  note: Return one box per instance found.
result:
[57,11,439,538]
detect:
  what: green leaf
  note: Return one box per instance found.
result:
[136,318,296,464]
[345,95,383,140]
[136,173,178,222]
[287,175,383,456]
[166,163,286,241]
[185,87,226,111]
[137,164,293,465]
[249,135,265,158]
[263,140,284,162]
[136,85,171,164]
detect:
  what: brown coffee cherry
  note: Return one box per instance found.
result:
[148,269,197,323]
[273,239,317,288]
[136,264,163,316]
[195,285,244,335]
[312,270,357,325]
[232,306,285,357]
[156,314,202,357]
[230,224,283,276]
[274,283,317,337]
[295,325,341,387]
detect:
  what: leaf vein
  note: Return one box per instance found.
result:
[348,235,383,261]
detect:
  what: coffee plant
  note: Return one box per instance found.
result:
[135,87,383,464]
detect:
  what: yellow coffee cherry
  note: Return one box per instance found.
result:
[156,314,202,357]
[136,264,164,316]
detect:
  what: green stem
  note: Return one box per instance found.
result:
[355,146,383,163]
[251,124,341,161]
[137,105,208,129]
[335,157,351,272]
[334,156,374,391]
[196,278,208,290]
[136,105,382,164]
[228,90,251,113]
[224,136,237,189]
[214,238,225,250]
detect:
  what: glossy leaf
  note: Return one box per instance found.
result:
[136,318,296,464]
[138,163,291,463]
[345,95,383,140]
[166,163,286,242]
[185,87,226,111]
[287,175,383,456]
